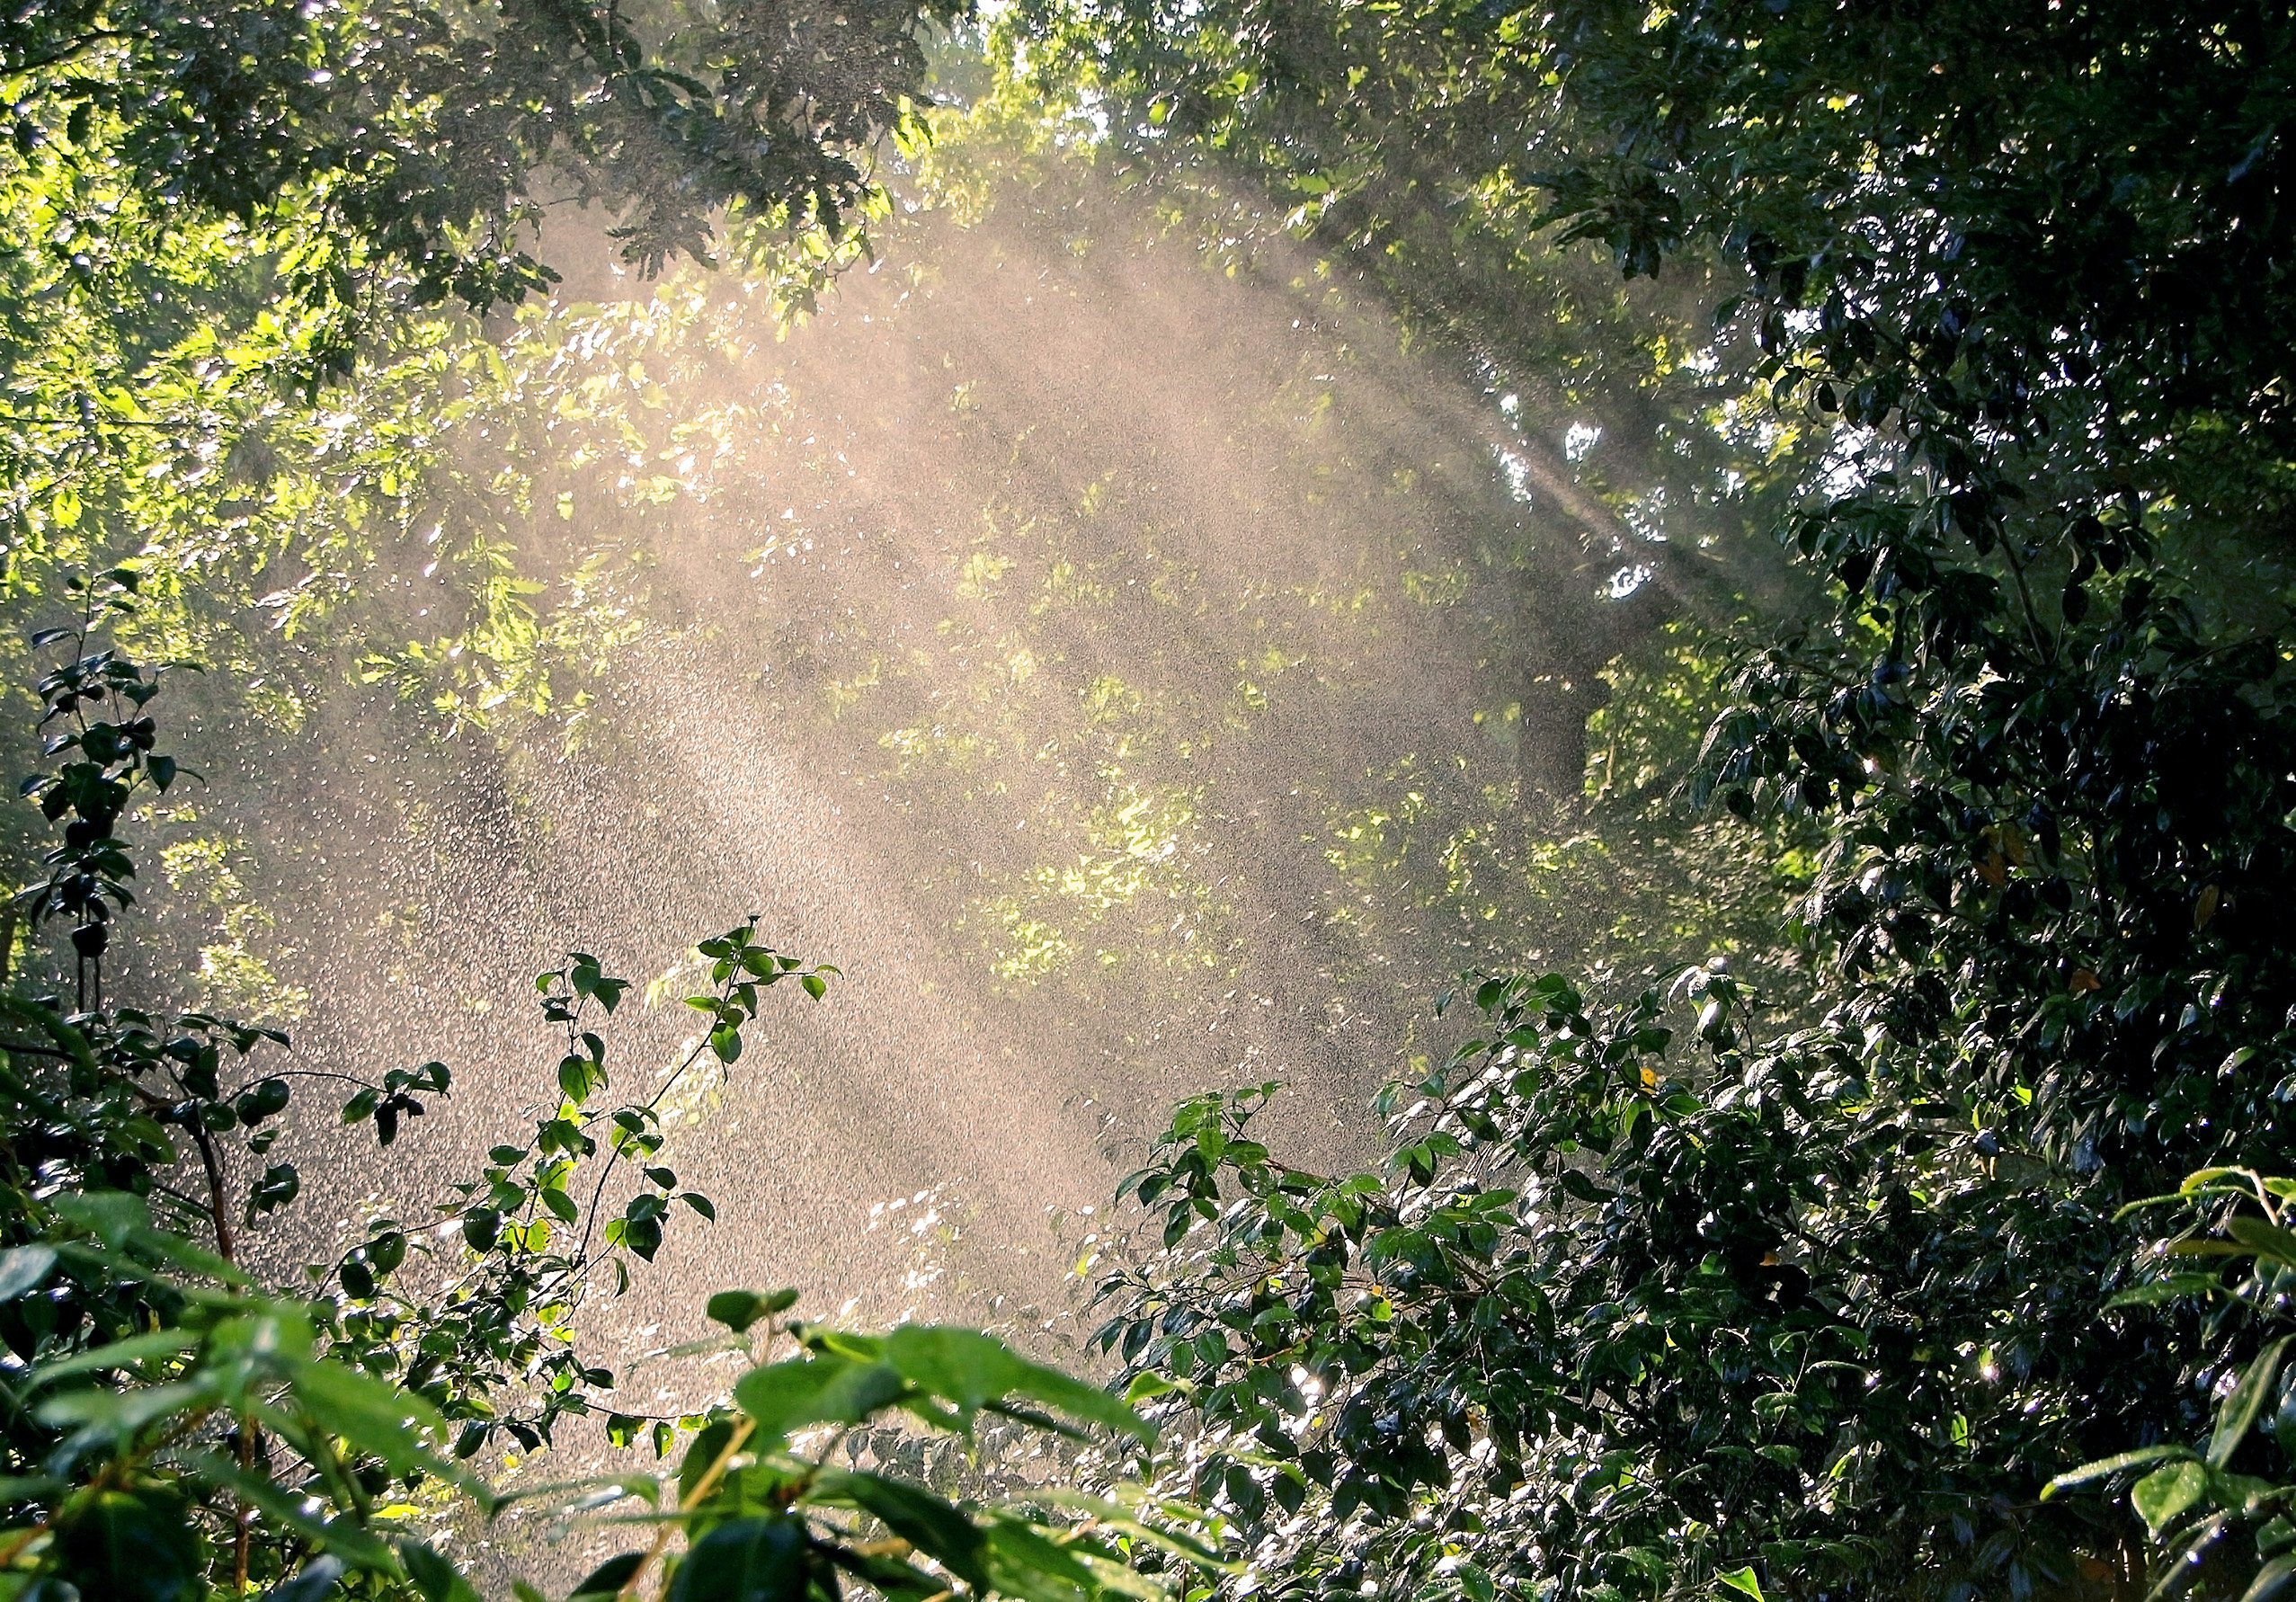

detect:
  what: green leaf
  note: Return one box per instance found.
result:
[880,1325,1154,1443]
[2150,1519,2232,1602]
[570,1553,646,1598]
[1014,1489,1232,1569]
[1123,1372,1191,1403]
[55,1488,204,1602]
[666,1516,810,1602]
[2044,1444,2196,1498]
[707,1287,798,1332]
[1056,1544,1169,1602]
[2227,1218,2296,1268]
[2105,1274,2224,1309]
[2244,1553,2296,1602]
[0,1473,63,1506]
[2132,1461,2209,1536]
[0,1243,55,1302]
[53,1191,249,1285]
[294,1359,452,1481]
[2211,1337,2292,1468]
[734,1352,906,1449]
[463,1208,502,1251]
[1718,1567,1766,1602]
[37,1377,203,1437]
[29,1327,200,1390]
[979,1513,1105,1602]
[129,1222,251,1287]
[809,1469,990,1591]
[401,1540,484,1602]
[822,1542,952,1601]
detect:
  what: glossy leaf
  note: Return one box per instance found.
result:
[733,1352,906,1449]
[666,1516,811,1602]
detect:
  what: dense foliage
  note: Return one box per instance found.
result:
[0,0,963,888]
[4,0,956,348]
[0,588,1201,1598]
[1031,3,2296,1602]
[5,0,2295,1599]
[2048,1170,2296,1602]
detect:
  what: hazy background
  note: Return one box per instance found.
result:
[134,125,1771,1407]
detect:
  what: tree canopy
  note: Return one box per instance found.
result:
[1018,2,2296,1600]
[1,1,2293,1601]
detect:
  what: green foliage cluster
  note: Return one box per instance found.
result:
[733,86,1828,1036]
[1021,3,2296,1602]
[0,0,966,894]
[14,0,1821,1113]
[996,0,1820,628]
[0,598,1196,1600]
[4,4,2292,1602]
[0,0,982,1070]
[4,0,956,361]
[2047,1170,2296,1602]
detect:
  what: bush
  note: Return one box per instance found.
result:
[0,575,1203,1600]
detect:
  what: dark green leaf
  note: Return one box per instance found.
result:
[734,1353,906,1449]
[570,1553,646,1598]
[56,1488,204,1602]
[707,1287,797,1332]
[2211,1338,2292,1468]
[881,1325,1153,1443]
[400,1540,484,1602]
[2132,1461,2209,1536]
[809,1469,990,1591]
[0,1244,56,1302]
[2243,1553,2296,1602]
[666,1516,809,1602]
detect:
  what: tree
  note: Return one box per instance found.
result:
[4,0,960,352]
[1039,2,2296,1599]
[0,0,966,887]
